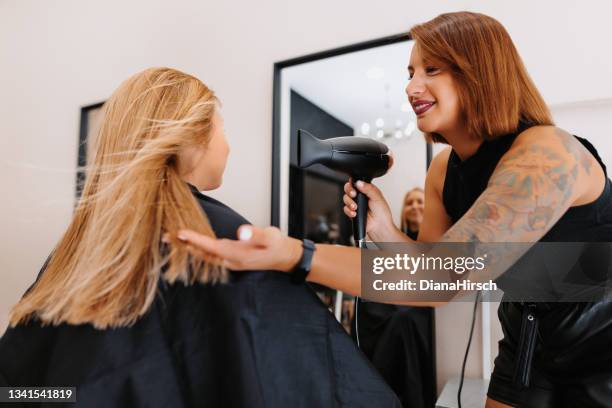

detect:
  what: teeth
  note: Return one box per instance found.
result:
[414,102,434,111]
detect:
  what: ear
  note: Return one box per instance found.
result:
[177,145,205,176]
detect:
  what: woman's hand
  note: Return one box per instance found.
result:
[343,178,401,242]
[170,225,304,272]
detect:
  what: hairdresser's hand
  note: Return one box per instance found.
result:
[173,226,303,273]
[343,179,403,242]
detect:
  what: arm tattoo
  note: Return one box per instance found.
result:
[556,128,593,175]
[441,129,588,243]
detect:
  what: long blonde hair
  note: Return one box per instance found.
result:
[10,67,226,329]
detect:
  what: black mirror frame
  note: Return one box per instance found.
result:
[77,101,105,200]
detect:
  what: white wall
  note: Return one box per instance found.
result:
[551,98,612,167]
[2,0,611,398]
[0,0,465,330]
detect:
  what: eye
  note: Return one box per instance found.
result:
[425,66,440,75]
[407,73,414,81]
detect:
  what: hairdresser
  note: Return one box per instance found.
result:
[175,12,612,408]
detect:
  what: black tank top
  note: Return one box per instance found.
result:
[442,129,612,400]
[442,130,612,242]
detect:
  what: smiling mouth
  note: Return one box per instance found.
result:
[413,102,436,116]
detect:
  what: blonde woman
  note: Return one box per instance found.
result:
[400,187,425,240]
[0,68,400,407]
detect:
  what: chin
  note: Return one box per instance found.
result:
[211,178,223,190]
[204,183,221,191]
[416,118,436,134]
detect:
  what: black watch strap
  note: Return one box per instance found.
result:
[291,239,316,284]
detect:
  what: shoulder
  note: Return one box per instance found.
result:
[507,125,597,175]
[419,146,453,242]
[430,145,453,168]
[496,125,602,204]
[426,146,452,192]
[191,192,251,239]
[500,125,590,170]
[512,125,580,153]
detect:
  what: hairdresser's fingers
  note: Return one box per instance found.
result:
[354,180,383,201]
[184,243,223,265]
[343,193,356,209]
[343,205,356,218]
[220,255,243,271]
[177,229,233,259]
[236,225,280,248]
[344,180,357,198]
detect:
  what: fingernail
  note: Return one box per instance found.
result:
[161,234,170,243]
[350,190,356,197]
[177,233,187,242]
[356,181,364,188]
[351,204,356,210]
[239,226,252,241]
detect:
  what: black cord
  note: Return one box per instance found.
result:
[458,290,481,408]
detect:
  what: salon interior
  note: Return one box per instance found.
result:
[1,1,611,407]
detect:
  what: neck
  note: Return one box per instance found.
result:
[440,127,483,161]
[408,221,419,232]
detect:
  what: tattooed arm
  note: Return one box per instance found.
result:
[441,126,597,243]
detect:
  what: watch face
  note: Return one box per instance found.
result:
[303,239,316,250]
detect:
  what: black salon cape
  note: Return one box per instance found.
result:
[0,187,401,408]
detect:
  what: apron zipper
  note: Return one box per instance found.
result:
[513,302,538,388]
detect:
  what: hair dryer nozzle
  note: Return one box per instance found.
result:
[297,129,391,178]
[297,129,333,168]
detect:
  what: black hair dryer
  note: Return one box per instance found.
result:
[297,129,392,246]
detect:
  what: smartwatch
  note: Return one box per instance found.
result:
[290,239,316,284]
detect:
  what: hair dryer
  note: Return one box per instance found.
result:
[297,129,392,246]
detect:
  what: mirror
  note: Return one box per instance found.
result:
[272,34,435,235]
[271,33,439,406]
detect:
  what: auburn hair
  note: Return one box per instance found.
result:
[410,11,554,143]
[10,67,226,329]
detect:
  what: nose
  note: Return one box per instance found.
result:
[405,74,425,101]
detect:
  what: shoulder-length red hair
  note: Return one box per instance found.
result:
[410,11,554,143]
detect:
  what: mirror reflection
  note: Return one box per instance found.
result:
[274,36,438,407]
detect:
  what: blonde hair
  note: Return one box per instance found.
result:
[410,12,554,143]
[10,67,226,329]
[400,187,424,232]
